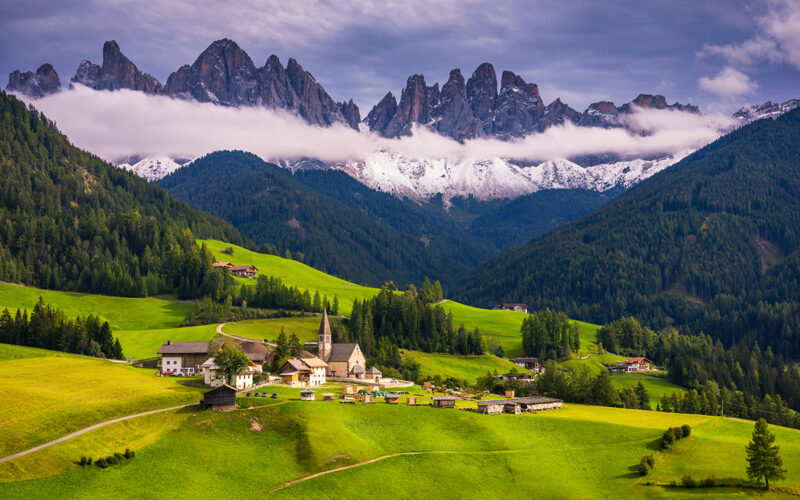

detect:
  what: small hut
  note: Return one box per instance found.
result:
[361,394,374,403]
[367,385,380,392]
[322,393,335,402]
[300,389,315,401]
[366,366,382,381]
[343,385,358,395]
[385,394,400,404]
[505,390,515,398]
[432,396,457,408]
[202,384,237,411]
[406,397,419,406]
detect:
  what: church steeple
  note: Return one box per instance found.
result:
[318,308,332,362]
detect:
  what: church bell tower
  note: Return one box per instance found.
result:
[318,308,332,361]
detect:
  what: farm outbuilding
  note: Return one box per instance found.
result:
[300,389,315,401]
[202,384,237,411]
[432,396,457,408]
[385,394,399,404]
[406,397,418,406]
[477,396,563,415]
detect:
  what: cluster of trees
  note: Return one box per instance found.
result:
[521,309,580,360]
[455,109,800,360]
[0,92,247,299]
[527,360,622,407]
[0,298,122,359]
[238,275,338,314]
[658,386,800,430]
[619,382,651,409]
[660,424,691,450]
[269,328,303,373]
[345,285,484,364]
[596,317,800,410]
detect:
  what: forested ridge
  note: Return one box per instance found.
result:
[0,91,248,297]
[455,108,800,358]
[159,151,494,287]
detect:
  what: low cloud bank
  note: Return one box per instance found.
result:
[24,85,734,164]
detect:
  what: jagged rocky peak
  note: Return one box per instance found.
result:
[539,98,580,131]
[431,68,480,141]
[338,99,361,129]
[7,63,61,98]
[619,93,699,114]
[466,62,498,132]
[164,38,259,105]
[383,74,431,137]
[259,54,297,110]
[493,70,545,137]
[71,60,101,88]
[97,40,162,94]
[285,57,351,128]
[365,92,398,133]
[578,101,620,128]
[733,99,800,122]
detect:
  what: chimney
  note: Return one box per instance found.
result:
[166,340,171,345]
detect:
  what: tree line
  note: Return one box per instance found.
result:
[521,309,580,360]
[0,297,123,359]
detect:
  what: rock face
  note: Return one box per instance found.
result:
[6,63,61,97]
[733,99,800,122]
[366,63,700,141]
[69,40,162,94]
[163,40,358,129]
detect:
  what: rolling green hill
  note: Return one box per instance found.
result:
[455,108,800,362]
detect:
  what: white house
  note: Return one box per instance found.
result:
[157,341,210,376]
[202,357,255,390]
[279,356,328,387]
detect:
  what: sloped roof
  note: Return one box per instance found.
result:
[230,265,257,272]
[281,358,311,373]
[236,340,271,361]
[351,364,365,374]
[366,366,382,374]
[302,356,328,368]
[625,357,651,364]
[319,309,331,337]
[328,343,359,362]
[158,341,210,354]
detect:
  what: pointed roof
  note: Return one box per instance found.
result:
[319,309,331,337]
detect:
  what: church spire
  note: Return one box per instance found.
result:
[318,308,332,361]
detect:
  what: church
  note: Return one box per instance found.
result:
[317,309,372,379]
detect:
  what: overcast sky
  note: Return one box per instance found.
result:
[1,0,798,113]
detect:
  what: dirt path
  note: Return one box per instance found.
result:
[0,403,198,465]
[268,452,424,492]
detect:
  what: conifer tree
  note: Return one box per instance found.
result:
[746,418,786,489]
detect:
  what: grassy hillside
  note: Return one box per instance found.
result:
[609,373,686,409]
[0,347,203,457]
[222,317,323,344]
[3,391,798,498]
[202,239,600,358]
[401,350,520,384]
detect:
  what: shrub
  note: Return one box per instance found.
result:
[644,454,655,468]
[79,456,87,466]
[106,455,118,465]
[682,476,697,488]
[700,478,715,487]
[124,448,133,459]
[638,459,651,476]
[87,457,92,465]
[114,452,124,461]
[681,424,691,438]
[96,458,107,469]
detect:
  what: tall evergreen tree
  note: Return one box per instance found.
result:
[746,418,786,489]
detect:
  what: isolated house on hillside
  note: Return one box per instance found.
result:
[613,357,653,372]
[509,357,543,372]
[229,265,258,279]
[157,341,210,376]
[495,303,529,313]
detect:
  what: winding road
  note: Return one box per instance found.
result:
[0,403,198,465]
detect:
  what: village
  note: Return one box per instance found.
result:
[156,308,568,415]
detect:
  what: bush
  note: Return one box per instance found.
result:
[700,478,715,487]
[87,457,92,465]
[644,454,655,468]
[106,455,118,465]
[96,458,107,469]
[124,448,134,459]
[79,456,87,466]
[638,460,651,476]
[681,476,697,488]
[681,424,691,438]
[114,452,124,461]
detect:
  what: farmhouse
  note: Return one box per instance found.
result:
[212,261,232,270]
[201,357,256,390]
[279,356,328,387]
[201,384,237,411]
[317,309,378,379]
[229,265,258,279]
[477,396,563,415]
[157,340,209,376]
[236,340,273,368]
[432,396,457,408]
[611,357,654,372]
[509,357,543,372]
[495,303,529,313]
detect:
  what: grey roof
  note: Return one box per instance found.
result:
[236,340,270,361]
[366,366,382,374]
[157,341,209,355]
[510,357,540,363]
[327,343,359,362]
[477,396,562,406]
[351,364,365,374]
[319,309,331,337]
[433,396,457,401]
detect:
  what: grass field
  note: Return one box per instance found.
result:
[113,324,220,360]
[222,316,325,344]
[401,349,520,384]
[609,373,686,408]
[201,240,600,358]
[3,391,799,498]
[0,347,203,458]
[560,353,627,374]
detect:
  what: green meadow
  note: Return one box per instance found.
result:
[401,349,520,384]
[222,316,324,344]
[3,389,799,498]
[609,373,687,408]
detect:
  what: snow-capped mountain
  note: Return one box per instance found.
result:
[733,99,800,123]
[331,151,691,203]
[118,157,191,181]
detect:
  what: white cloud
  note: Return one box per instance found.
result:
[699,67,758,97]
[18,86,733,166]
[699,0,800,69]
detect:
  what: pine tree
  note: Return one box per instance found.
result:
[746,418,786,489]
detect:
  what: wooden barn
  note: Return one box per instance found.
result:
[385,394,399,404]
[432,396,457,408]
[202,384,237,411]
[477,396,563,415]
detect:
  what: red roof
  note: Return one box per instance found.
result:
[624,357,651,364]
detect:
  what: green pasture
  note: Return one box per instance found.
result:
[222,316,324,344]
[401,349,520,384]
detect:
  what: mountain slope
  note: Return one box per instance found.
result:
[158,151,493,287]
[454,108,800,358]
[0,91,247,297]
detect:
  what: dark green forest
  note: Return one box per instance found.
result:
[0,91,248,298]
[456,108,800,358]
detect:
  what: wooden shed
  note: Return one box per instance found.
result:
[300,389,315,401]
[406,397,419,406]
[477,396,563,415]
[342,385,358,395]
[385,394,399,404]
[202,384,237,411]
[432,396,457,408]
